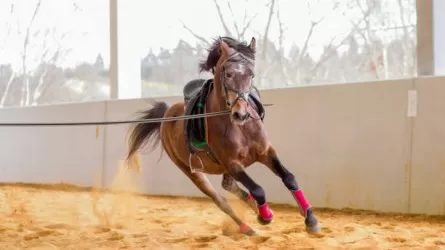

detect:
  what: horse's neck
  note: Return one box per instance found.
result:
[207,85,227,113]
[206,87,233,131]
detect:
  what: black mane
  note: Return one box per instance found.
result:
[198,36,255,73]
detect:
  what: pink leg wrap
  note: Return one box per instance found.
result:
[239,223,252,233]
[257,203,273,220]
[291,189,311,217]
[246,193,255,201]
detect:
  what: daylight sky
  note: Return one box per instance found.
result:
[0,0,411,72]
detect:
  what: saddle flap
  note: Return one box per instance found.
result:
[184,79,214,153]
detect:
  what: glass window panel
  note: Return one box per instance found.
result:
[0,0,110,107]
[118,0,418,97]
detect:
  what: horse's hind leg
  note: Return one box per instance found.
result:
[221,174,258,214]
[259,146,320,234]
[179,168,257,236]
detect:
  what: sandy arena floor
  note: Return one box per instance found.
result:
[0,178,445,249]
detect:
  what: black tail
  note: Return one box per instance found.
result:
[125,101,169,170]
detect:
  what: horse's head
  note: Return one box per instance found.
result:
[199,37,256,125]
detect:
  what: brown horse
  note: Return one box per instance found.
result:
[125,36,320,236]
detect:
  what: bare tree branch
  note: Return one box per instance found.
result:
[0,72,15,107]
[0,0,76,106]
[22,0,42,75]
[261,0,276,61]
[396,0,413,75]
[223,0,260,41]
[180,21,210,46]
[309,3,375,80]
[242,0,249,27]
[226,1,241,38]
[31,30,67,105]
[71,1,82,12]
[239,13,258,40]
[276,0,284,55]
[21,0,42,106]
[0,4,15,55]
[356,0,374,43]
[297,17,324,67]
[275,0,289,85]
[347,18,367,42]
[256,0,276,87]
[212,0,233,37]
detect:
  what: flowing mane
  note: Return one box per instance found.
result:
[198,37,255,73]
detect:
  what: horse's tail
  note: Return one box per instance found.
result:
[125,101,169,172]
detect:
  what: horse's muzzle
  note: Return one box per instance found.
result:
[232,111,250,123]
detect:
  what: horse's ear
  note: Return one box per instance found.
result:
[219,39,230,57]
[248,37,256,52]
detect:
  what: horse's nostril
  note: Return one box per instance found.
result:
[233,111,247,121]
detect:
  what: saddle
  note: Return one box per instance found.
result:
[183,78,266,165]
[184,79,207,106]
[183,78,213,152]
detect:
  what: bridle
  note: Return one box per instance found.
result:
[216,52,255,114]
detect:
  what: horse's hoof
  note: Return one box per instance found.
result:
[243,229,257,236]
[257,215,273,225]
[306,223,321,234]
[240,224,257,236]
[304,209,320,234]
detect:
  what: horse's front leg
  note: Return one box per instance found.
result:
[259,146,321,234]
[226,162,274,225]
[221,173,258,214]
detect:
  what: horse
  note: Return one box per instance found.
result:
[125,36,320,236]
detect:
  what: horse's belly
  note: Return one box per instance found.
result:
[192,152,226,175]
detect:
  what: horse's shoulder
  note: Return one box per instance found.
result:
[246,120,267,136]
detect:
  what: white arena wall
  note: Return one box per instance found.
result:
[0,76,444,216]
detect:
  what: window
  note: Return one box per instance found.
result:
[132,0,417,98]
[0,0,110,107]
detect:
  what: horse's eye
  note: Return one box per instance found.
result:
[225,72,234,78]
[251,73,255,78]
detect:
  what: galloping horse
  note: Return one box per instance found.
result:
[125,36,320,236]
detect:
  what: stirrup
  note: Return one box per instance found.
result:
[189,153,205,173]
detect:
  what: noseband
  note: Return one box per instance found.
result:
[218,52,254,112]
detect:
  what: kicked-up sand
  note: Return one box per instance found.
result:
[0,177,444,249]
